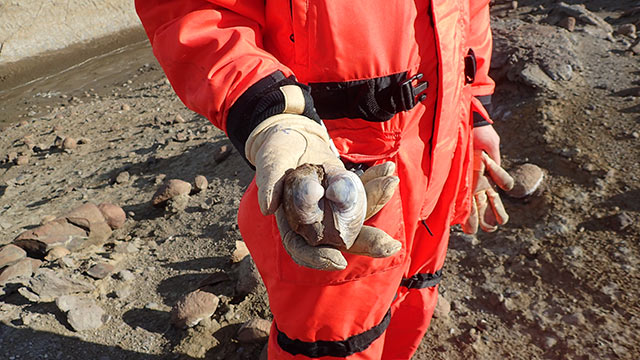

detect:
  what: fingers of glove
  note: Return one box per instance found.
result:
[275,208,347,271]
[340,225,402,258]
[476,191,498,232]
[254,140,306,215]
[360,161,396,185]
[486,188,509,225]
[463,197,479,234]
[364,176,400,220]
[482,152,514,191]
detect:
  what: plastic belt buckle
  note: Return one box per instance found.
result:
[398,73,429,112]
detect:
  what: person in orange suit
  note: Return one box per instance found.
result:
[136,0,513,358]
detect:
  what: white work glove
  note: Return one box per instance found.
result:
[463,151,514,234]
[245,85,401,270]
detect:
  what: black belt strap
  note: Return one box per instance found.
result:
[276,308,392,358]
[400,269,443,289]
[310,71,428,122]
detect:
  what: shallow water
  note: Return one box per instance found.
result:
[0,39,157,129]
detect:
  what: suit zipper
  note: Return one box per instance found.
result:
[427,2,439,167]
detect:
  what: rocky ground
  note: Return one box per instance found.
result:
[1,1,639,359]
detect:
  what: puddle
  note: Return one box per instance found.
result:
[0,33,157,129]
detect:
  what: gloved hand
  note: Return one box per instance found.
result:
[463,151,514,234]
[275,162,402,270]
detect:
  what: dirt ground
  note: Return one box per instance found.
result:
[1,1,639,359]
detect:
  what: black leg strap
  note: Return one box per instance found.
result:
[276,308,391,358]
[400,269,442,289]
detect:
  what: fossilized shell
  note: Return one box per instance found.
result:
[282,163,366,249]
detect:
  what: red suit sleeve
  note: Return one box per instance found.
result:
[468,0,495,98]
[135,0,294,133]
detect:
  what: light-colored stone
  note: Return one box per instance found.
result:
[433,294,451,319]
[507,163,545,198]
[29,268,95,301]
[116,269,135,282]
[115,171,130,184]
[237,318,271,343]
[62,137,77,150]
[171,289,220,329]
[0,244,27,268]
[231,241,250,263]
[0,258,36,285]
[86,263,115,279]
[98,203,126,229]
[193,175,208,193]
[45,246,71,261]
[56,295,108,331]
[236,256,265,296]
[152,179,192,206]
[214,145,232,163]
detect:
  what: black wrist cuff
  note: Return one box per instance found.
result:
[472,95,493,128]
[226,71,321,161]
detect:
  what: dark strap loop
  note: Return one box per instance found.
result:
[464,48,477,85]
[309,72,428,122]
[276,308,392,358]
[400,269,443,289]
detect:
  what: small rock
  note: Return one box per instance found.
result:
[214,145,232,163]
[15,154,30,165]
[174,114,186,123]
[97,203,126,229]
[562,312,586,326]
[0,258,36,285]
[29,269,95,301]
[433,294,451,319]
[114,285,132,299]
[18,286,40,302]
[173,133,189,142]
[121,104,131,111]
[145,302,162,311]
[507,163,545,198]
[152,179,192,206]
[617,24,637,37]
[193,175,208,193]
[543,336,557,349]
[116,269,135,282]
[559,16,576,32]
[86,263,115,280]
[62,137,77,151]
[237,318,271,343]
[77,137,91,145]
[58,256,77,269]
[236,256,265,296]
[630,38,640,55]
[41,215,57,224]
[114,242,139,254]
[0,244,27,268]
[610,212,633,231]
[154,174,166,185]
[167,193,190,212]
[45,247,71,261]
[6,151,18,163]
[171,289,220,329]
[231,241,250,263]
[519,64,555,90]
[115,171,130,184]
[56,295,108,331]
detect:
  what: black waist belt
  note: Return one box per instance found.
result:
[276,308,391,358]
[310,72,428,122]
[400,269,443,289]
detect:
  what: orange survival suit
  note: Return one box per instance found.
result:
[136,0,495,358]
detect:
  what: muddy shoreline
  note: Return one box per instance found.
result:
[0,27,149,128]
